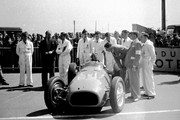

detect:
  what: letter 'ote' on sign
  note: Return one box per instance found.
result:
[155,59,163,68]
[177,60,180,69]
[166,59,173,68]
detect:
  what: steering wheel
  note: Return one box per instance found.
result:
[91,53,99,62]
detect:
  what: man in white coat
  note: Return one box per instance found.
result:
[140,32,156,98]
[16,32,34,87]
[56,33,73,85]
[77,29,92,66]
[91,31,105,64]
[103,32,117,73]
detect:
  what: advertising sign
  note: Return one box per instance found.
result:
[154,48,180,72]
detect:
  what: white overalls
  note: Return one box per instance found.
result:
[16,40,34,86]
[140,40,156,96]
[91,38,104,64]
[56,39,73,85]
[104,37,117,73]
[77,38,92,66]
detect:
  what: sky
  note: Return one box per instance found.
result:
[0,0,179,35]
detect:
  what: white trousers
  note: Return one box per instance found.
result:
[105,51,115,73]
[58,54,71,85]
[141,59,156,96]
[79,52,91,66]
[19,54,33,85]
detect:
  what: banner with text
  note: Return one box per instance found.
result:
[154,48,180,72]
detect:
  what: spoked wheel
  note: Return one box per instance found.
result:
[110,76,125,113]
[44,76,67,113]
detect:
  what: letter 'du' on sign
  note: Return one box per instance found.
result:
[170,51,176,57]
[161,51,166,57]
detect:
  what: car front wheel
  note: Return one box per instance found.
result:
[110,76,125,113]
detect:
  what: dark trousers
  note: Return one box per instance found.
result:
[0,65,5,83]
[41,56,55,87]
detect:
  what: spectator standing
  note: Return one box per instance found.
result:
[140,32,156,99]
[121,30,132,93]
[39,30,58,88]
[121,30,132,49]
[114,31,122,45]
[0,65,9,85]
[76,29,92,66]
[103,32,117,73]
[56,33,73,85]
[0,37,9,85]
[3,31,11,47]
[91,31,105,64]
[125,31,142,102]
[0,33,3,47]
[16,32,34,87]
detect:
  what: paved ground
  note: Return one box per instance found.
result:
[0,72,180,120]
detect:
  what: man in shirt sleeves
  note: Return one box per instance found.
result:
[140,32,156,99]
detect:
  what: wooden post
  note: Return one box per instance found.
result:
[162,0,166,30]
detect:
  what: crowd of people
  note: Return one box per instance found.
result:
[0,28,157,103]
[0,29,180,49]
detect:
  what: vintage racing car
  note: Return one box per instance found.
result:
[44,54,126,114]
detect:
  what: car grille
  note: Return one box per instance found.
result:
[70,92,99,106]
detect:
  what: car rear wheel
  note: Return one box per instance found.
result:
[44,76,66,113]
[68,63,77,84]
[110,76,125,113]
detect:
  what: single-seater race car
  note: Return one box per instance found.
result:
[44,53,126,114]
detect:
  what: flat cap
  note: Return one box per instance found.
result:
[129,31,139,37]
[141,32,149,38]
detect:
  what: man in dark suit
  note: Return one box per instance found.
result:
[39,30,58,88]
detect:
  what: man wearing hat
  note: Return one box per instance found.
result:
[16,32,34,87]
[39,30,58,88]
[77,29,92,66]
[91,31,105,64]
[56,32,73,85]
[103,32,117,73]
[125,31,142,102]
[140,32,156,99]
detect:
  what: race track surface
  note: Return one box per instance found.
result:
[0,72,180,120]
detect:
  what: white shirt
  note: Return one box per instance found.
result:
[122,37,132,49]
[16,40,34,56]
[56,39,73,56]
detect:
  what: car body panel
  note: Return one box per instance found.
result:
[67,62,111,107]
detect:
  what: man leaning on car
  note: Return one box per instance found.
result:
[104,42,128,81]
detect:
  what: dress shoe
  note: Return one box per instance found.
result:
[18,85,24,87]
[133,98,139,102]
[27,85,33,87]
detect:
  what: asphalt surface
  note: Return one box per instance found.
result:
[0,72,180,120]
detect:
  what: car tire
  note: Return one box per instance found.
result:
[44,76,66,113]
[68,62,77,84]
[110,76,125,113]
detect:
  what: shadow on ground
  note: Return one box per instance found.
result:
[0,86,44,91]
[26,108,114,119]
[158,79,180,85]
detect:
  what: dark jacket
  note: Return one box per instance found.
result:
[39,37,58,60]
[125,39,142,68]
[111,45,128,69]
